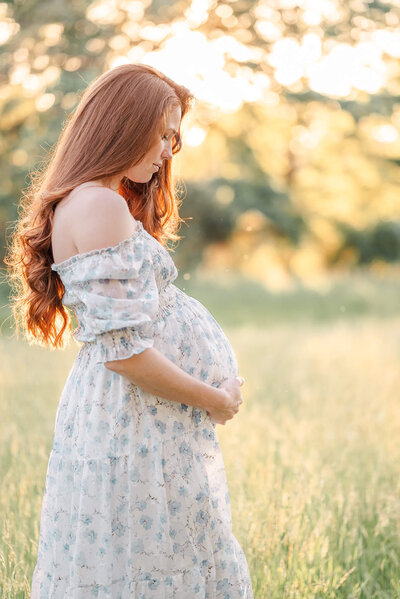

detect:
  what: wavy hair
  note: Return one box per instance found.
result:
[5,63,195,349]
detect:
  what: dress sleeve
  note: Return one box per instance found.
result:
[52,228,159,365]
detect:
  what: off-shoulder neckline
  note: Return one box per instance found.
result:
[51,220,145,272]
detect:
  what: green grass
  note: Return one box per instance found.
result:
[1,271,400,597]
[221,318,400,598]
[176,268,400,326]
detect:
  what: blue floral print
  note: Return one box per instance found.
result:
[30,210,253,598]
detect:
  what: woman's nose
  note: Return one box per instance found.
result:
[161,150,172,161]
[161,145,173,161]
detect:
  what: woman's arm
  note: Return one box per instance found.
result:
[70,200,243,422]
[104,347,243,423]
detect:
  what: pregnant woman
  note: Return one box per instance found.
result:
[7,63,253,598]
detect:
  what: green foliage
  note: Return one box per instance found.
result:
[173,177,306,270]
[177,270,400,326]
[1,0,400,277]
[335,220,400,264]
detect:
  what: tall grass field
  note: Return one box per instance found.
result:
[1,270,399,598]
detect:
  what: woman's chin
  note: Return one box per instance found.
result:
[124,175,153,184]
[123,171,159,185]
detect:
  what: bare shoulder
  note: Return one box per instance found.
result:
[68,185,139,254]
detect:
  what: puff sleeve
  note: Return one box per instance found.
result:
[51,224,159,365]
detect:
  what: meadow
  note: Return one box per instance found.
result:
[1,269,399,598]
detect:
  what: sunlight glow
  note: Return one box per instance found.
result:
[215,4,233,19]
[0,19,20,45]
[372,29,400,58]
[140,24,170,42]
[307,42,385,97]
[38,23,64,46]
[185,126,207,147]
[103,0,393,109]
[9,64,30,86]
[123,0,150,19]
[9,62,61,94]
[185,0,214,28]
[35,93,56,112]
[302,33,322,64]
[64,57,82,71]
[255,20,282,42]
[22,74,42,93]
[268,34,322,85]
[87,0,124,25]
[109,34,130,51]
[13,47,29,63]
[41,66,61,87]
[86,37,106,53]
[33,55,50,70]
[267,34,385,96]
[11,148,28,167]
[213,35,261,63]
[124,25,265,112]
[301,0,341,26]
[371,124,399,143]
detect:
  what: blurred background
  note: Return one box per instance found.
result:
[1,0,400,297]
[1,1,400,597]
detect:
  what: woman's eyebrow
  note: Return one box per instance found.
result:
[165,128,177,134]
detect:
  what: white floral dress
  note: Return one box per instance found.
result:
[31,198,253,598]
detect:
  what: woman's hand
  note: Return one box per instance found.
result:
[206,376,245,425]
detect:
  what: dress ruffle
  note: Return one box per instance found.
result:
[31,430,251,599]
[33,553,250,599]
[51,221,176,364]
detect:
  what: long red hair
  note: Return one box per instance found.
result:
[5,63,194,349]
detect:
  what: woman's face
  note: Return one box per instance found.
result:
[124,104,182,183]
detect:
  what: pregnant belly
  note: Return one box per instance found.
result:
[153,284,239,386]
